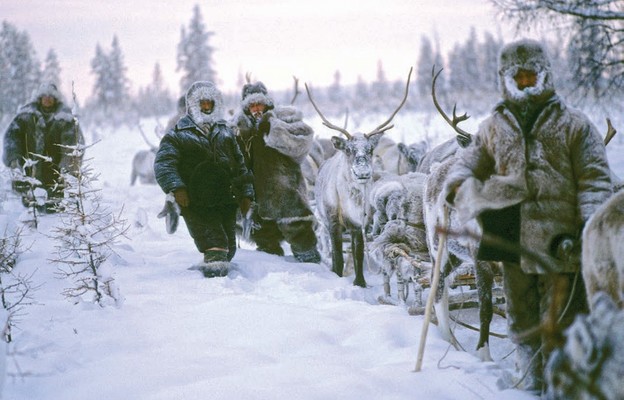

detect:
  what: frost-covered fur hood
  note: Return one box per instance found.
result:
[240,82,274,115]
[18,82,73,121]
[186,81,225,129]
[30,82,65,104]
[498,39,555,104]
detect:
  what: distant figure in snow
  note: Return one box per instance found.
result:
[154,81,254,278]
[230,82,321,263]
[3,82,85,212]
[442,39,612,395]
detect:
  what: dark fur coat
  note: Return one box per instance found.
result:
[3,83,84,188]
[232,105,315,222]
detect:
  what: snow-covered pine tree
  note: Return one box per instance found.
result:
[176,4,216,93]
[42,48,62,90]
[0,225,34,344]
[0,21,41,124]
[370,60,390,112]
[8,155,51,229]
[50,137,128,307]
[86,36,134,127]
[135,62,175,118]
[415,36,437,99]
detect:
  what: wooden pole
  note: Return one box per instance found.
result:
[415,205,449,372]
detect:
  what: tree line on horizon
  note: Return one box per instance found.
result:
[1,1,622,131]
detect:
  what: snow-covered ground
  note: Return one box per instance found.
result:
[1,113,622,399]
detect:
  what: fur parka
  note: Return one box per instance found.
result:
[232,104,315,222]
[154,81,254,213]
[3,82,84,189]
[443,40,612,274]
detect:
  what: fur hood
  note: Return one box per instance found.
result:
[241,81,274,115]
[185,81,225,130]
[498,39,556,104]
[30,82,65,104]
[19,82,72,121]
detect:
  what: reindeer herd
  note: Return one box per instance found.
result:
[129,67,624,398]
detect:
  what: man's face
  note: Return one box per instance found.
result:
[514,69,538,90]
[249,102,266,119]
[199,99,214,114]
[40,95,56,109]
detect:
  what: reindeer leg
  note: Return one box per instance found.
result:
[329,220,344,277]
[383,263,392,298]
[351,228,366,287]
[476,260,494,362]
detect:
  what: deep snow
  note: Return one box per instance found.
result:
[1,113,622,400]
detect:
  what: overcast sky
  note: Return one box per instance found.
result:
[3,0,525,102]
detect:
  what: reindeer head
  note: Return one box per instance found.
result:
[398,141,428,172]
[331,133,382,183]
[306,67,413,184]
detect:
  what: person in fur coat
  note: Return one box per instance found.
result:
[3,82,84,211]
[442,39,612,394]
[231,82,321,263]
[154,81,254,277]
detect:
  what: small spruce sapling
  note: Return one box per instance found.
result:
[49,111,128,306]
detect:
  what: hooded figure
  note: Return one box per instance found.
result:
[154,81,254,277]
[231,82,320,263]
[442,39,612,394]
[3,82,85,210]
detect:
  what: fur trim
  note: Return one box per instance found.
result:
[277,214,316,225]
[498,39,555,103]
[31,82,65,104]
[241,82,274,112]
[185,81,225,129]
[264,106,314,163]
[198,261,230,278]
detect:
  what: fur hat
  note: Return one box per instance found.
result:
[241,81,274,112]
[31,82,64,104]
[185,81,225,128]
[498,39,555,103]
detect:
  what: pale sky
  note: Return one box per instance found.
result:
[2,0,523,102]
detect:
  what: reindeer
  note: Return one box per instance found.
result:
[306,68,412,287]
[423,67,501,360]
[545,292,624,400]
[373,136,429,176]
[130,124,162,186]
[582,164,623,310]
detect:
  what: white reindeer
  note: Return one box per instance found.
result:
[369,171,430,306]
[582,188,624,309]
[373,136,428,176]
[545,292,624,400]
[130,124,162,186]
[305,68,412,287]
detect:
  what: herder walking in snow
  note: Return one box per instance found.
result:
[442,39,612,395]
[3,82,85,212]
[231,82,321,263]
[154,81,254,278]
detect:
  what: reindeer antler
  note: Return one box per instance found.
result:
[305,83,352,139]
[431,66,472,147]
[366,66,413,138]
[604,118,617,146]
[138,123,157,150]
[290,76,300,105]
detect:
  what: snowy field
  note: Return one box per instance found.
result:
[1,112,623,399]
